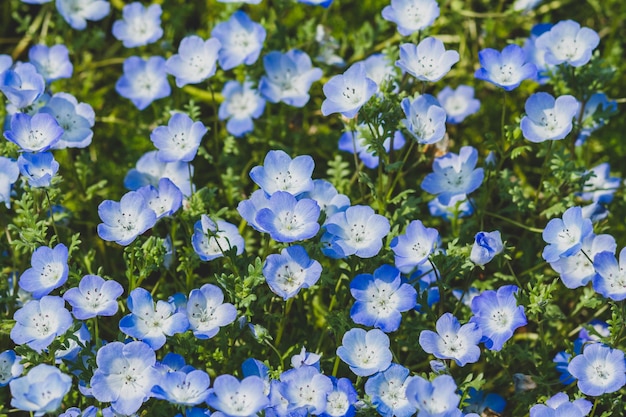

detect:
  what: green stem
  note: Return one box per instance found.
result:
[275,298,293,347]
[385,140,417,201]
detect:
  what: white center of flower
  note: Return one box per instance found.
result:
[39,263,63,286]
[326,390,349,417]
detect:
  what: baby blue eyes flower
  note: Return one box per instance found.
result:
[116,56,171,110]
[40,92,96,149]
[218,80,266,137]
[28,44,73,82]
[0,62,45,109]
[191,215,245,261]
[152,369,211,406]
[112,2,163,48]
[259,49,323,107]
[396,37,459,82]
[18,243,68,299]
[255,192,321,243]
[593,247,626,301]
[137,177,183,220]
[125,150,194,197]
[56,0,110,30]
[337,328,393,377]
[382,0,440,36]
[278,365,333,414]
[322,377,358,417]
[250,150,315,196]
[542,206,592,263]
[321,62,378,118]
[63,274,124,319]
[474,44,537,91]
[535,20,600,67]
[17,152,59,187]
[9,364,72,416]
[530,392,592,417]
[568,343,626,396]
[97,190,157,246]
[4,112,63,152]
[0,350,23,388]
[207,374,270,417]
[437,85,481,124]
[419,312,482,366]
[470,231,504,266]
[391,219,439,273]
[400,94,447,145]
[150,112,207,162]
[0,157,19,208]
[365,364,416,417]
[263,245,322,300]
[520,92,579,143]
[10,296,73,353]
[211,11,266,70]
[166,36,221,87]
[405,374,460,417]
[187,283,237,339]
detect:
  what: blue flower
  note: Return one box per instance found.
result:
[405,374,460,417]
[522,23,554,84]
[541,206,592,263]
[137,177,183,220]
[4,112,64,152]
[535,20,600,67]
[321,62,377,118]
[28,44,73,81]
[382,0,439,36]
[206,374,270,417]
[237,189,272,232]
[9,364,71,416]
[291,346,321,370]
[593,247,626,301]
[263,245,322,300]
[211,11,266,70]
[362,53,398,90]
[259,50,323,107]
[578,163,620,204]
[191,215,245,261]
[150,112,207,162]
[568,343,626,396]
[437,85,481,124]
[577,93,617,144]
[338,128,406,169]
[365,364,416,417]
[419,312,482,366]
[0,157,20,208]
[320,377,358,417]
[0,62,45,109]
[300,179,351,220]
[17,152,59,187]
[187,284,237,339]
[396,37,459,82]
[97,190,157,246]
[218,80,266,137]
[337,328,392,376]
[255,192,321,243]
[152,369,211,406]
[470,230,504,266]
[18,243,68,299]
[400,94,447,144]
[56,0,110,30]
[40,92,96,149]
[166,36,221,87]
[10,296,73,352]
[0,350,23,387]
[530,392,591,417]
[421,146,484,205]
[125,150,194,197]
[116,56,171,110]
[90,341,159,415]
[63,274,124,320]
[249,150,315,197]
[469,285,527,351]
[520,92,579,143]
[278,365,333,414]
[112,2,163,48]
[474,44,536,91]
[391,219,439,273]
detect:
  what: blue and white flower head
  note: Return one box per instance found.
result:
[263,245,322,300]
[9,364,72,416]
[0,350,23,387]
[191,215,245,261]
[577,93,618,145]
[63,274,124,319]
[218,80,265,137]
[530,392,592,417]
[391,219,439,273]
[150,112,207,162]
[299,179,350,220]
[18,243,69,299]
[321,377,358,417]
[291,346,321,370]
[259,49,323,107]
[474,44,537,91]
[250,150,315,197]
[207,374,269,416]
[365,364,416,417]
[437,85,481,124]
[10,296,73,352]
[401,94,447,145]
[405,374,461,416]
[17,152,59,187]
[97,191,157,246]
[337,328,393,377]
[421,146,485,205]
[0,157,19,208]
[125,150,194,197]
[211,11,266,70]
[116,56,171,110]
[469,285,527,351]
[0,62,45,109]
[4,112,63,152]
[338,128,406,169]
[382,0,440,36]
[577,163,620,204]
[362,53,397,90]
[255,192,321,243]
[396,37,459,82]
[419,312,482,366]
[166,36,221,87]
[28,44,73,82]
[470,230,504,266]
[137,177,183,220]
[522,23,554,84]
[39,92,95,149]
[321,62,377,118]
[278,365,333,414]
[237,189,272,232]
[593,247,626,301]
[56,0,110,30]
[152,369,211,406]
[112,2,163,48]
[568,343,626,396]
[541,206,593,263]
[520,92,579,143]
[535,20,600,67]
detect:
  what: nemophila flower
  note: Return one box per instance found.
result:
[166,36,221,87]
[469,285,527,351]
[0,157,19,208]
[116,56,170,110]
[396,37,459,82]
[421,146,484,205]
[259,49,323,107]
[218,80,265,137]
[152,369,211,406]
[542,206,593,263]
[10,296,73,352]
[125,150,194,197]
[150,112,207,162]
[9,364,71,416]
[38,92,95,149]
[97,190,157,246]
[391,219,439,273]
[237,189,272,232]
[350,264,417,332]
[522,23,554,84]
[470,231,504,266]
[207,374,269,417]
[192,215,245,261]
[338,129,406,170]
[550,233,615,289]
[4,112,63,152]
[56,0,110,30]
[419,313,482,366]
[337,328,392,377]
[0,350,23,387]
[300,179,350,220]
[279,365,333,415]
[137,177,182,220]
[520,92,579,143]
[577,93,617,144]
[250,150,315,197]
[322,205,390,259]
[119,287,189,350]
[437,86,481,124]
[362,53,397,90]
[255,192,321,242]
[530,392,592,417]
[321,62,377,118]
[400,94,447,144]
[320,377,358,417]
[18,243,68,299]
[17,152,59,188]
[535,20,600,67]
[63,274,124,320]
[577,163,620,204]
[382,0,439,36]
[568,343,626,396]
[405,374,460,417]
[112,2,163,48]
[474,44,537,91]
[291,346,321,370]
[263,245,322,300]
[91,341,159,415]
[187,283,237,339]
[593,247,626,301]
[28,44,73,81]
[211,11,266,70]
[365,364,416,417]
[0,62,45,109]
[242,358,270,392]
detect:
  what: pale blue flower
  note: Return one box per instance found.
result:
[278,365,333,414]
[470,230,504,266]
[17,152,59,187]
[321,62,377,118]
[218,80,265,137]
[521,92,579,143]
[568,343,626,396]
[405,374,460,417]
[4,112,63,152]
[63,274,124,319]
[187,284,237,339]
[56,0,110,30]
[593,247,626,301]
[437,85,481,124]
[259,50,322,107]
[97,190,157,246]
[535,20,600,67]
[474,44,536,91]
[542,206,592,263]
[337,328,392,377]
[211,11,266,70]
[0,62,45,109]
[28,44,73,81]
[116,56,171,110]
[249,150,315,197]
[390,219,439,273]
[365,364,416,417]
[152,369,211,406]
[125,150,194,197]
[9,364,71,416]
[0,350,23,387]
[40,92,95,149]
[10,296,73,352]
[150,112,207,162]
[419,313,482,366]
[191,215,245,261]
[166,36,221,87]
[401,94,447,144]
[0,157,20,208]
[18,243,68,299]
[255,192,321,243]
[207,374,270,416]
[263,245,322,300]
[112,2,163,48]
[382,0,439,36]
[396,37,459,82]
